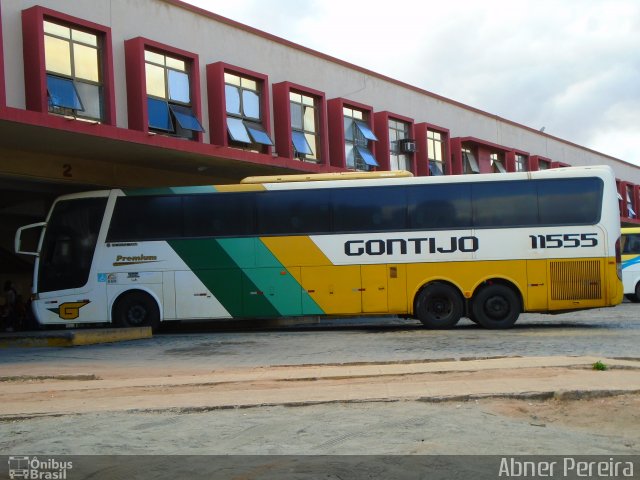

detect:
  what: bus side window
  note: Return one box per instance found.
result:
[625,234,640,254]
[407,183,471,230]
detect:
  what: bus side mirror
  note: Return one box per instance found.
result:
[15,222,46,256]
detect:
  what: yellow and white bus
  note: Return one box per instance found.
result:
[621,227,640,302]
[15,165,623,330]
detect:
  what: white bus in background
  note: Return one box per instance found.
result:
[621,227,640,302]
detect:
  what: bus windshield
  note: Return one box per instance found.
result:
[38,197,107,292]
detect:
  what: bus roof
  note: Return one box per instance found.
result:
[54,165,616,200]
[237,165,615,192]
[240,170,414,184]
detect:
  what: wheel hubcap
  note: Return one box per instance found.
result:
[428,298,451,319]
[128,305,146,325]
[485,296,508,319]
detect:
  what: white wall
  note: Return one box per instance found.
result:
[3,0,639,182]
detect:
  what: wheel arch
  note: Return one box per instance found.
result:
[471,277,524,312]
[109,287,164,324]
[412,278,465,316]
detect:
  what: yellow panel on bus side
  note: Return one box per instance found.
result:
[361,265,387,313]
[301,265,361,315]
[525,260,548,311]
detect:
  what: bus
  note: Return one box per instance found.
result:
[621,227,640,302]
[15,165,623,330]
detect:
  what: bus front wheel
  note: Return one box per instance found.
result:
[625,282,640,303]
[415,283,463,329]
[471,284,520,329]
[113,291,160,330]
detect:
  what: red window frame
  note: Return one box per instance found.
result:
[450,137,513,174]
[620,181,638,219]
[415,122,450,176]
[327,98,376,169]
[508,150,530,172]
[530,155,553,171]
[272,81,328,164]
[206,62,272,154]
[373,111,415,173]
[21,5,116,125]
[124,37,203,142]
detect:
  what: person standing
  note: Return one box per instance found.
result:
[3,280,17,331]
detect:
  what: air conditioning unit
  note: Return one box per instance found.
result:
[398,139,417,153]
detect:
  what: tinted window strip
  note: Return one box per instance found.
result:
[105,178,603,241]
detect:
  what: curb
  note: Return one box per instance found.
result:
[0,327,152,347]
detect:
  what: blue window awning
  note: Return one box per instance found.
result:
[169,104,204,132]
[245,122,273,146]
[354,120,378,141]
[356,146,378,166]
[226,117,251,143]
[429,161,444,176]
[292,130,312,155]
[226,117,273,146]
[47,75,83,111]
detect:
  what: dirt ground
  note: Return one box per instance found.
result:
[1,357,639,455]
[483,394,640,437]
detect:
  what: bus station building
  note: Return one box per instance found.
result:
[1,0,639,293]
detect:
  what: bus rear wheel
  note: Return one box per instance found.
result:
[471,284,520,329]
[415,283,463,329]
[113,291,160,331]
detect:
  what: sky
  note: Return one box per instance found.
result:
[183,0,640,166]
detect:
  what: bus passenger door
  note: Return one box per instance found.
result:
[386,264,407,313]
[301,266,361,315]
[361,265,388,313]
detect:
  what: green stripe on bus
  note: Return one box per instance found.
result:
[168,238,280,318]
[124,186,217,196]
[170,186,217,194]
[217,238,324,316]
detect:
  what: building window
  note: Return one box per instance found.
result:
[290,92,319,161]
[427,130,445,175]
[344,107,378,171]
[491,153,506,173]
[462,148,480,174]
[225,72,273,151]
[389,119,411,171]
[538,159,550,170]
[515,154,527,172]
[43,20,103,121]
[144,49,203,139]
[627,186,637,218]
